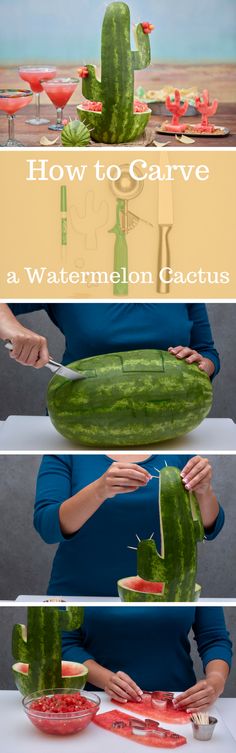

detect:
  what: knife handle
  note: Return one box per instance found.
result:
[4,340,57,372]
[157,225,171,294]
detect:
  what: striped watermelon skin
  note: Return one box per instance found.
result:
[12,661,88,696]
[136,467,204,601]
[47,349,213,447]
[12,606,88,694]
[118,576,201,602]
[79,2,151,143]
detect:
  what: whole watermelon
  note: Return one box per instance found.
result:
[47,349,213,446]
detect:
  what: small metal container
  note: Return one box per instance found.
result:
[191,716,218,741]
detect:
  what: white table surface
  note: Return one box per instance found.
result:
[0,692,235,752]
[0,416,236,451]
[15,595,236,604]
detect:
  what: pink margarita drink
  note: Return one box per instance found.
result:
[19,66,56,93]
[41,77,79,130]
[18,66,57,125]
[0,89,32,115]
[0,89,33,146]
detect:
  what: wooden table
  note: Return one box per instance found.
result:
[0,102,235,147]
[1,64,235,146]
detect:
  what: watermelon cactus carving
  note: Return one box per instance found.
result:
[47,349,213,447]
[77,2,152,143]
[12,606,88,695]
[118,466,204,601]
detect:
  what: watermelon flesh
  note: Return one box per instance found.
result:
[95,710,187,747]
[113,694,191,725]
[12,660,88,696]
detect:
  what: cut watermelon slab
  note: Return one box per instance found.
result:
[113,694,191,725]
[12,660,88,696]
[118,575,201,603]
[94,710,187,748]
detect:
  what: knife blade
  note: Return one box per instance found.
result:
[4,341,86,382]
[157,151,173,294]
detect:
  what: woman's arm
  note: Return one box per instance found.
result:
[0,303,49,367]
[35,455,151,542]
[168,303,220,378]
[180,456,223,531]
[173,659,229,712]
[59,462,151,535]
[175,607,232,712]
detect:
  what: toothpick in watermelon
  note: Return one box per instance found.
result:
[118,465,204,601]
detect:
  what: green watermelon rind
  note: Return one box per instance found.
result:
[12,660,88,696]
[77,106,151,144]
[47,349,213,447]
[118,576,201,603]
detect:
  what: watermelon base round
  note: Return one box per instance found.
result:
[77,104,151,143]
[117,575,201,602]
[12,660,88,696]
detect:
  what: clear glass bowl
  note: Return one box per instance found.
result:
[23,688,100,736]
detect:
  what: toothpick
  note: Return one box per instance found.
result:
[127,546,138,551]
[149,532,155,540]
[136,534,141,542]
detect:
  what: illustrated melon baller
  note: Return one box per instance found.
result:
[4,341,86,381]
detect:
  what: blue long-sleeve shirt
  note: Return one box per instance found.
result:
[34,454,224,596]
[62,607,232,691]
[8,303,220,376]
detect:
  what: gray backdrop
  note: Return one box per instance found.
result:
[0,454,235,600]
[0,606,235,695]
[0,304,235,420]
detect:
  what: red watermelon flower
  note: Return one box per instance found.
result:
[141,22,154,34]
[78,66,89,78]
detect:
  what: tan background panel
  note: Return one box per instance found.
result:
[0,149,235,298]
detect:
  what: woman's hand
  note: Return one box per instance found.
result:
[180,456,212,494]
[104,670,143,703]
[173,676,225,713]
[180,456,220,529]
[6,328,49,368]
[0,304,49,368]
[168,346,214,377]
[96,462,152,501]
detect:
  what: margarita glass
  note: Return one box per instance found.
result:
[0,89,33,146]
[19,66,57,125]
[41,77,79,130]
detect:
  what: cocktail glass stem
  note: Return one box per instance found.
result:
[48,106,64,131]
[8,114,15,142]
[35,92,40,121]
[56,107,63,126]
[26,90,50,126]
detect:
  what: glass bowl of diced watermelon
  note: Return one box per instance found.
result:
[23,688,101,736]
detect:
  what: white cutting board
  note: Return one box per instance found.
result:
[0,416,236,451]
[1,693,235,753]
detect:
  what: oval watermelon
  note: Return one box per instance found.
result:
[118,575,201,602]
[12,660,88,696]
[47,349,213,446]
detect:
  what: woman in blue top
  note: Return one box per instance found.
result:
[0,303,219,378]
[35,452,224,596]
[62,606,232,713]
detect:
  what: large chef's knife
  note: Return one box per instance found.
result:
[4,341,86,381]
[157,152,173,294]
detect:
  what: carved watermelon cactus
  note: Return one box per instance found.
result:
[77,2,152,143]
[12,606,88,694]
[118,466,204,601]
